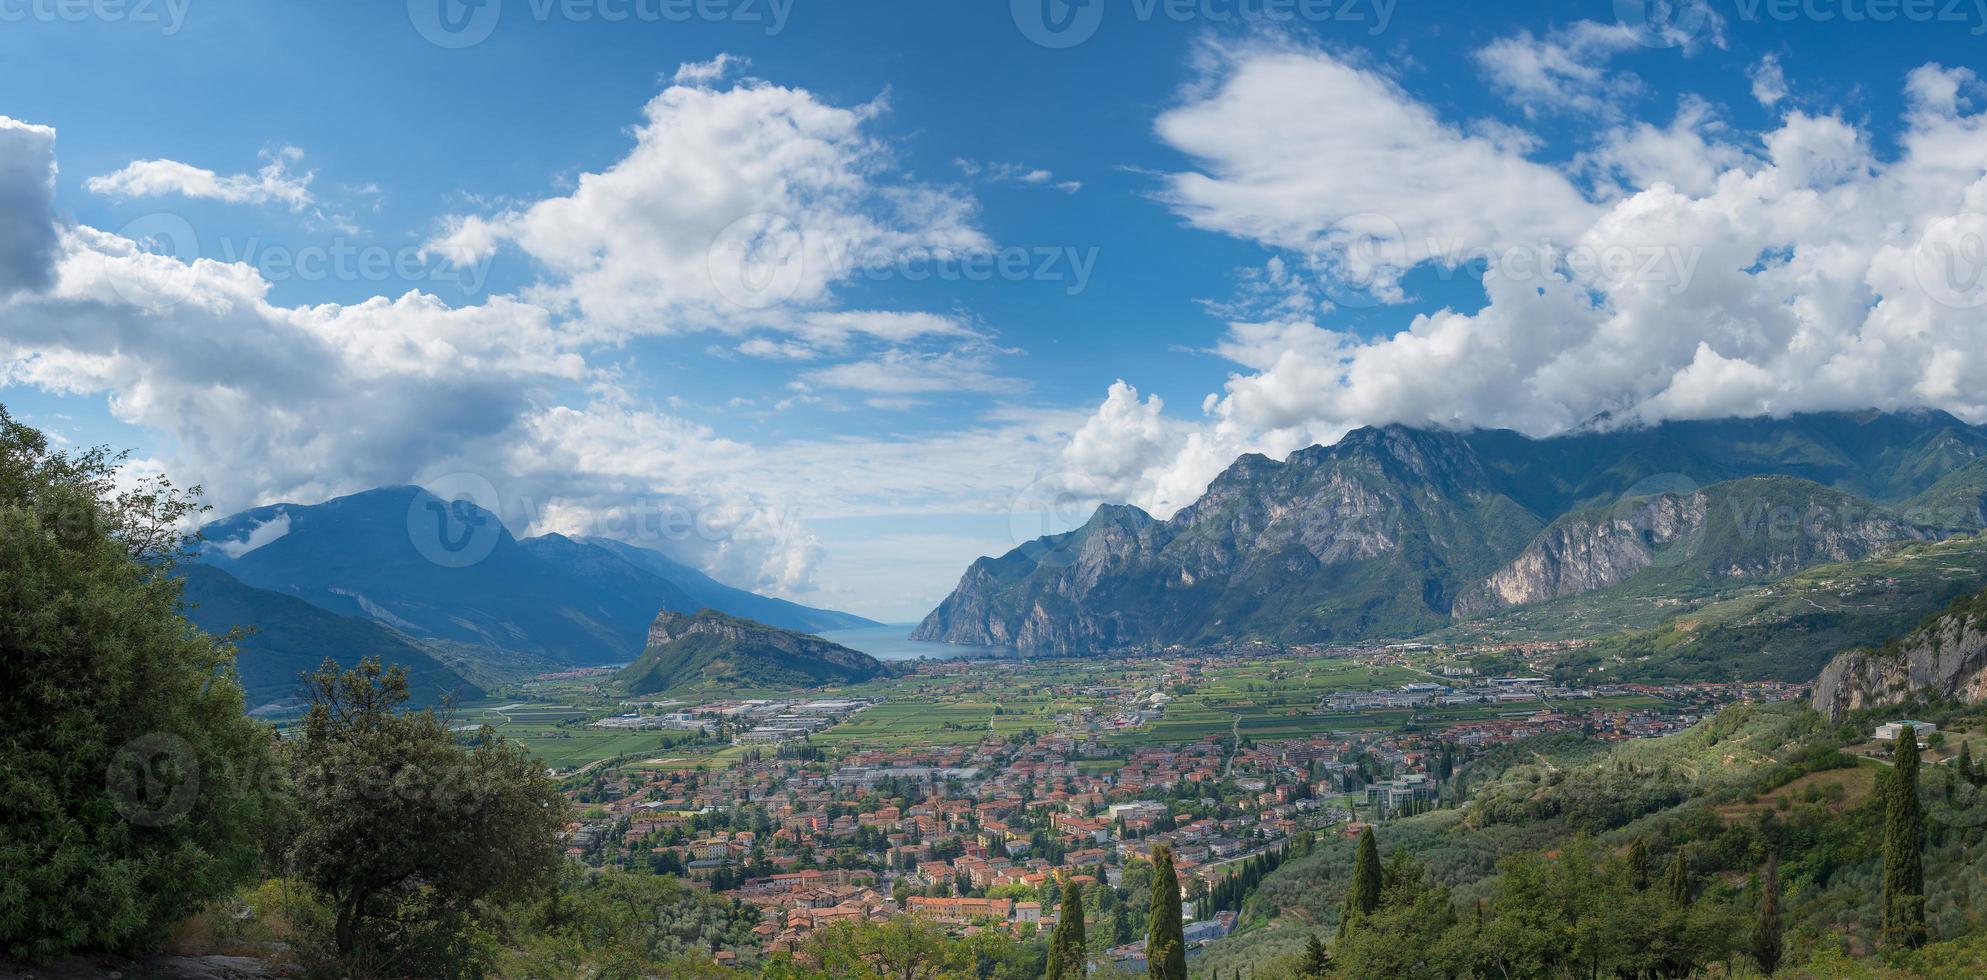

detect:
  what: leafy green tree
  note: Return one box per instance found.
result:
[1146,845,1187,980]
[1111,898,1133,946]
[1882,725,1927,948]
[1751,852,1782,975]
[0,408,276,959]
[768,916,1003,979]
[1048,878,1086,980]
[1340,826,1381,936]
[278,657,566,973]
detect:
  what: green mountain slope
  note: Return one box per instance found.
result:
[1543,534,1987,682]
[177,563,482,713]
[619,609,891,696]
[1202,696,1987,976]
[1902,458,1987,532]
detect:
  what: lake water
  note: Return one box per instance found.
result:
[816,624,1015,662]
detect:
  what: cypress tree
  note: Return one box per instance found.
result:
[1957,738,1974,785]
[1112,899,1133,945]
[1665,850,1689,906]
[1302,933,1332,977]
[1751,852,1783,975]
[1048,877,1086,980]
[1147,845,1188,980]
[1883,725,1927,948]
[1626,836,1651,891]
[1340,826,1381,936]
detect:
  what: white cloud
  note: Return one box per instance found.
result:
[957,158,1081,193]
[1154,37,1600,305]
[86,145,316,210]
[672,53,747,85]
[0,99,1046,610]
[1063,45,1987,518]
[1750,54,1789,107]
[213,512,291,557]
[1581,97,1751,197]
[1475,20,1645,119]
[432,69,986,342]
[801,346,1016,396]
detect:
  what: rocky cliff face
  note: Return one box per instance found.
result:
[918,414,1982,654]
[1812,590,1987,721]
[1454,477,1929,618]
[1453,494,1704,617]
[912,426,1544,651]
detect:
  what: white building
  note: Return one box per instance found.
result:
[1875,721,1938,744]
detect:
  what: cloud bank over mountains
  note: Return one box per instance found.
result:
[1060,36,1987,519]
[0,79,1053,606]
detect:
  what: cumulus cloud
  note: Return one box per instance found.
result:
[1065,46,1987,518]
[430,67,986,341]
[0,94,1034,604]
[1155,37,1599,305]
[1580,97,1751,197]
[86,145,316,210]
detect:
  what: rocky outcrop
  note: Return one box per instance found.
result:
[1811,590,1987,721]
[620,609,888,695]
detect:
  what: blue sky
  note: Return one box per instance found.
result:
[6,1,1987,619]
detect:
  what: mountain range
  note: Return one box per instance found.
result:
[185,486,874,705]
[619,609,891,696]
[915,411,1987,655]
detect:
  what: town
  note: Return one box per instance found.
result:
[541,649,1807,970]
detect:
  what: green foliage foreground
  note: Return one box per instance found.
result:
[0,407,277,959]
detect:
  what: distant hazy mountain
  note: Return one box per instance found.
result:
[916,411,1987,652]
[198,486,875,670]
[619,609,890,696]
[176,563,482,713]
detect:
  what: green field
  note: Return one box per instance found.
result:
[468,652,1675,772]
